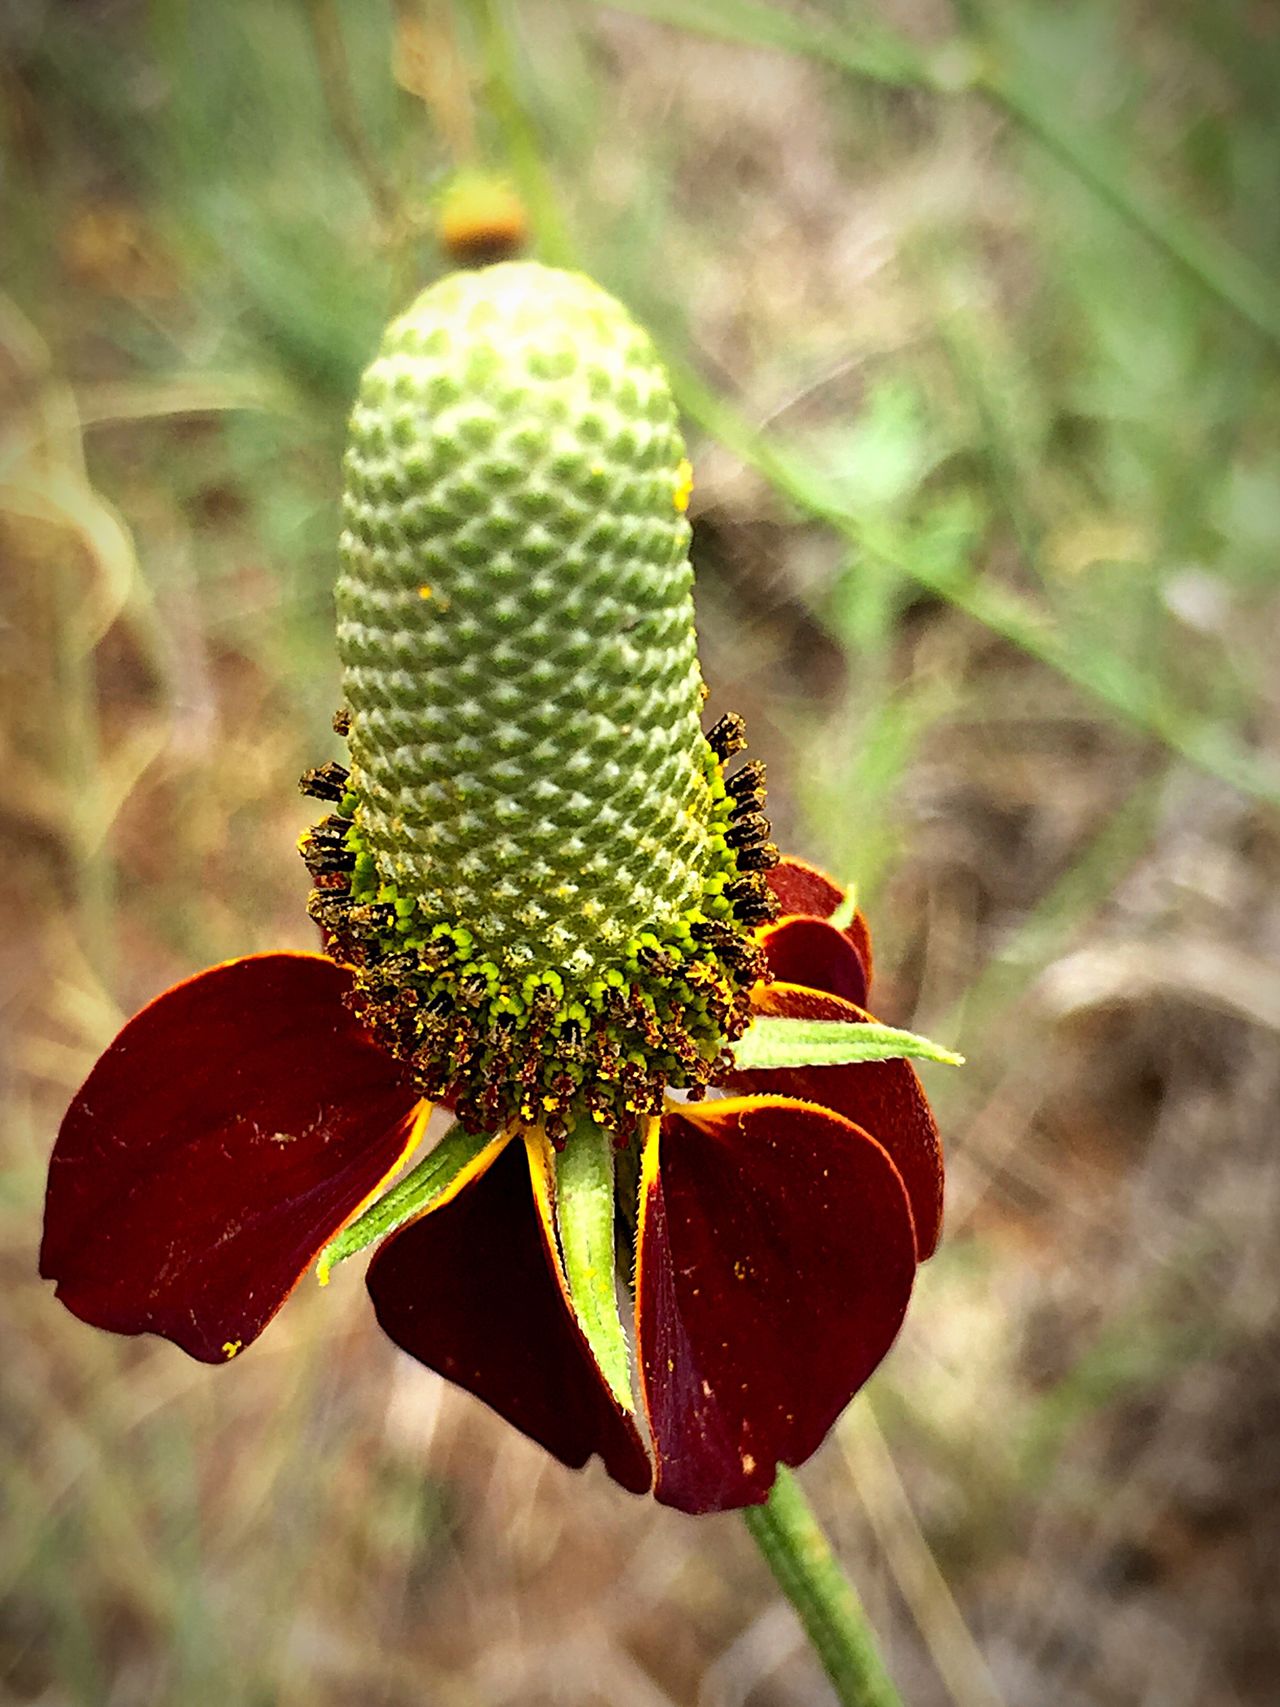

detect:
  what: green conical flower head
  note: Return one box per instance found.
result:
[301,262,777,1140]
[339,263,711,970]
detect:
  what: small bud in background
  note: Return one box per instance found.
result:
[434,173,528,267]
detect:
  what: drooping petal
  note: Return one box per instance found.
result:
[731,982,944,1260]
[41,954,424,1363]
[757,915,869,1008]
[366,1134,652,1495]
[637,1097,916,1514]
[765,855,874,990]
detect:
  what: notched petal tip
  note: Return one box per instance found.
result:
[637,1098,917,1514]
[41,953,423,1362]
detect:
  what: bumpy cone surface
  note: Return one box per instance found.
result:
[302,262,776,1138]
[339,263,711,971]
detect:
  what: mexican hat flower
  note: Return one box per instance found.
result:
[41,264,950,1514]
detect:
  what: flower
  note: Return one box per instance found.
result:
[41,263,947,1514]
[42,855,941,1514]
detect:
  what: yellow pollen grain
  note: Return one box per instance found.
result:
[222,1340,242,1359]
[673,458,693,513]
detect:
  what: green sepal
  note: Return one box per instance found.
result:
[731,1017,964,1071]
[554,1119,634,1413]
[317,1123,500,1284]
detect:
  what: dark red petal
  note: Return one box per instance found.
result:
[366,1137,652,1496]
[733,983,944,1260]
[637,1097,916,1514]
[766,855,875,990]
[41,954,424,1363]
[765,857,844,918]
[757,915,869,1008]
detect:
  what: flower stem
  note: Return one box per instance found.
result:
[742,1467,903,1707]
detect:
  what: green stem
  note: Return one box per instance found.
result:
[467,0,574,267]
[742,1467,903,1707]
[983,67,1280,351]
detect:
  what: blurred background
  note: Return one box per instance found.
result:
[3,1,1279,1702]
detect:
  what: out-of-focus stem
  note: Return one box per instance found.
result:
[466,0,574,266]
[303,0,401,229]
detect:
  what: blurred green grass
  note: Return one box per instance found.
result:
[3,2,1278,1703]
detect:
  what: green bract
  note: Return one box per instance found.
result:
[300,263,778,1140]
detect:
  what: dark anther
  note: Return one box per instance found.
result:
[593,1035,621,1075]
[735,841,780,873]
[706,929,750,967]
[376,952,419,985]
[299,760,350,803]
[628,991,662,1047]
[309,815,354,850]
[726,872,769,903]
[415,1011,448,1046]
[726,873,778,925]
[729,787,767,821]
[310,867,351,894]
[346,901,395,933]
[307,893,355,930]
[586,1085,614,1122]
[691,917,740,950]
[725,759,766,800]
[724,812,771,849]
[545,1112,570,1147]
[667,1035,702,1077]
[418,938,456,973]
[728,937,768,975]
[736,896,777,925]
[300,830,355,877]
[476,1081,505,1125]
[415,1062,452,1102]
[332,707,352,736]
[706,712,748,761]
[516,1051,540,1088]
[450,1017,479,1057]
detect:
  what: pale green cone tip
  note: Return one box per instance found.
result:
[300,264,778,1141]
